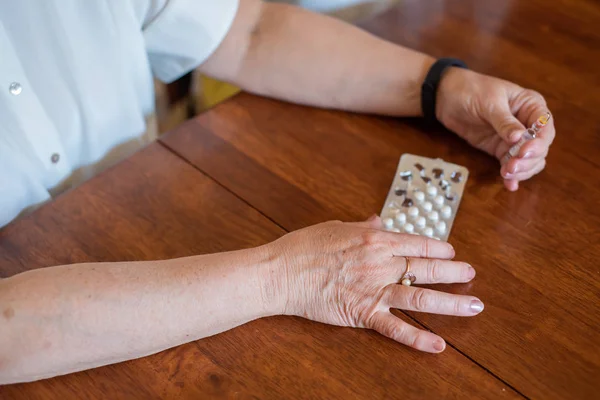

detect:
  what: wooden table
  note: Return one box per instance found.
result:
[2,0,599,398]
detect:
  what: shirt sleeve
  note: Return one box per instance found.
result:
[141,0,239,83]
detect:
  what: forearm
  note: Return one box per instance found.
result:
[201,0,434,116]
[0,246,279,384]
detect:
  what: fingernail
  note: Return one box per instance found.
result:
[470,299,484,314]
[510,132,521,142]
[523,151,534,159]
[433,339,446,352]
[467,266,476,280]
[510,164,520,174]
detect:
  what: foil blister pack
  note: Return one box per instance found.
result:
[380,154,469,241]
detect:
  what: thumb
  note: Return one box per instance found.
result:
[488,104,526,144]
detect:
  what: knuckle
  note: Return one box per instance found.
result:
[387,322,408,342]
[454,298,463,315]
[411,288,432,312]
[360,230,381,248]
[430,260,444,282]
[410,332,425,349]
[524,89,546,103]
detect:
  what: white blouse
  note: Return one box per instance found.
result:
[0,0,238,227]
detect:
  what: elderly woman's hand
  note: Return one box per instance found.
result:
[436,68,555,191]
[265,216,482,353]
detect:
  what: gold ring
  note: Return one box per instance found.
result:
[401,257,416,286]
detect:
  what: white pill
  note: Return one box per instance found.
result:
[427,211,439,222]
[441,205,452,218]
[422,201,433,213]
[383,218,394,229]
[395,212,407,224]
[423,227,434,237]
[414,191,425,203]
[435,221,447,234]
[403,223,414,234]
[426,186,438,198]
[415,216,426,228]
[408,206,419,218]
[434,195,445,208]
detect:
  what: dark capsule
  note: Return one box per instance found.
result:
[395,188,407,196]
[451,171,463,183]
[402,198,414,207]
[432,168,444,179]
[439,179,450,191]
[421,175,432,184]
[445,192,457,202]
[414,163,425,171]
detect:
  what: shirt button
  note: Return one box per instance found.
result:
[51,153,60,163]
[9,82,22,96]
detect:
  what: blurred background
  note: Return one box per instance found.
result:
[155,0,401,132]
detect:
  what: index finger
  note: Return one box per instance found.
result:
[348,217,455,258]
[380,231,455,259]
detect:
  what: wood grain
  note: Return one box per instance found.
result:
[160,1,600,399]
[0,144,518,399]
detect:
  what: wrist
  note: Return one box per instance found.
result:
[435,66,461,123]
[421,58,468,124]
[415,56,436,117]
[255,242,292,317]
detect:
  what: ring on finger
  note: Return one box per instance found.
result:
[400,257,416,286]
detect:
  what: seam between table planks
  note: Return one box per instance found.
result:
[157,140,529,399]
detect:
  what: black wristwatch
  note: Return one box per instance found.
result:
[421,58,468,124]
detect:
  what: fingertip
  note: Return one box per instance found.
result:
[504,179,519,191]
[518,140,541,159]
[519,147,534,159]
[467,265,476,280]
[413,331,446,353]
[521,151,534,160]
[509,131,523,143]
[437,240,455,259]
[470,299,485,314]
[432,338,446,353]
[501,159,519,177]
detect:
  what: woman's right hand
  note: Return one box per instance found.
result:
[264,216,483,353]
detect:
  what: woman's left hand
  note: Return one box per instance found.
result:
[435,68,556,191]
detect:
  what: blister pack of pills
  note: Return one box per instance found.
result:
[380,154,469,241]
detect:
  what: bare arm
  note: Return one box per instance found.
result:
[0,246,278,384]
[200,0,434,116]
[0,219,479,384]
[200,0,556,191]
